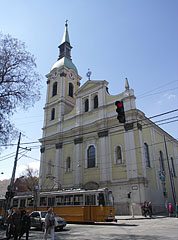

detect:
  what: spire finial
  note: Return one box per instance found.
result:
[125,77,130,90]
[65,20,68,27]
[86,68,92,80]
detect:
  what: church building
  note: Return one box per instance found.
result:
[39,23,178,215]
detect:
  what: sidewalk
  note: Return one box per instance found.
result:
[115,213,169,220]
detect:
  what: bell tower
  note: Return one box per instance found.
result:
[43,22,81,130]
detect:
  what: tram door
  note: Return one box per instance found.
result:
[84,194,96,222]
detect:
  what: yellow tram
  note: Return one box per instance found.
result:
[3,188,115,223]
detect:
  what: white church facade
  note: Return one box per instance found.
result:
[39,23,178,215]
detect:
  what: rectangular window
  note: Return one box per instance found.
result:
[0,200,4,208]
[85,194,96,206]
[20,199,26,208]
[13,199,18,207]
[27,198,34,207]
[48,197,55,206]
[40,197,47,206]
[171,157,176,177]
[64,195,73,205]
[74,195,83,205]
[56,196,64,206]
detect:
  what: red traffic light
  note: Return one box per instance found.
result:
[116,102,123,108]
[115,101,126,123]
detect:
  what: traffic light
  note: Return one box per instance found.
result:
[115,101,125,123]
[5,190,15,199]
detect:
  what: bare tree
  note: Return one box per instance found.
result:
[19,165,39,192]
[0,33,42,148]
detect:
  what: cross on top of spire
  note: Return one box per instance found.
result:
[65,20,68,27]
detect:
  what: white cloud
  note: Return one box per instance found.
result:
[167,94,176,100]
[163,93,176,100]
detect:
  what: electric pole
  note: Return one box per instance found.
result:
[5,132,21,211]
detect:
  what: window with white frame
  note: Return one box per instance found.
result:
[51,108,55,120]
[93,95,98,109]
[144,143,151,168]
[84,98,89,112]
[68,83,74,98]
[66,156,71,173]
[170,157,176,177]
[159,151,165,172]
[87,145,96,168]
[52,82,57,97]
[114,145,123,165]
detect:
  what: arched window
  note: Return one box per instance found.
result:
[94,95,98,109]
[47,160,52,175]
[68,83,74,98]
[144,143,151,168]
[115,146,123,164]
[66,157,71,173]
[52,82,57,96]
[85,99,89,112]
[87,145,96,168]
[159,151,165,172]
[171,157,176,177]
[51,108,55,120]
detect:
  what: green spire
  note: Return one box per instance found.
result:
[61,20,70,44]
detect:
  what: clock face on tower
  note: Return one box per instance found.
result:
[69,72,75,80]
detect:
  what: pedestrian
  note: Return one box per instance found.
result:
[148,202,153,217]
[169,203,173,217]
[43,208,55,240]
[11,208,22,240]
[141,201,148,217]
[141,202,145,216]
[6,208,15,240]
[19,210,31,240]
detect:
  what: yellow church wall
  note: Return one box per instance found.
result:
[46,106,59,125]
[45,124,58,135]
[82,140,100,184]
[63,118,75,129]
[64,76,78,103]
[63,143,74,185]
[83,168,100,184]
[133,127,142,176]
[83,111,98,122]
[142,126,157,189]
[110,132,127,180]
[47,77,61,104]
[64,106,76,118]
[42,146,56,188]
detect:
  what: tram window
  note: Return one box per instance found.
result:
[74,195,83,205]
[98,193,105,206]
[0,201,3,208]
[108,191,114,206]
[40,197,47,206]
[20,199,26,208]
[13,199,18,207]
[64,195,73,205]
[56,196,64,206]
[27,198,34,207]
[85,195,96,206]
[48,197,55,206]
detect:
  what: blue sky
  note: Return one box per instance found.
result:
[0,0,178,180]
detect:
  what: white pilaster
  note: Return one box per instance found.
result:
[124,130,138,179]
[74,143,83,187]
[99,136,110,182]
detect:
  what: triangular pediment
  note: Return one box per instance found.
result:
[75,80,108,96]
